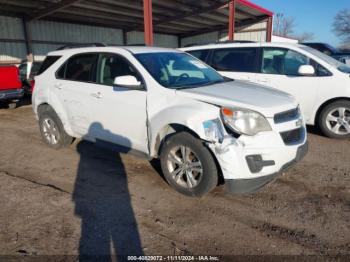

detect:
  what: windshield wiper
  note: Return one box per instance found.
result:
[173,79,230,90]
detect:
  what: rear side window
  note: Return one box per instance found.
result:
[187,50,210,62]
[63,53,98,82]
[210,48,259,72]
[37,56,61,75]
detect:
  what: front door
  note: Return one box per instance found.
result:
[89,53,148,153]
[254,47,322,122]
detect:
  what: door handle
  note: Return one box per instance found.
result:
[90,92,102,99]
[54,83,62,90]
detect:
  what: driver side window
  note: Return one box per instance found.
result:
[261,48,331,77]
[97,53,141,86]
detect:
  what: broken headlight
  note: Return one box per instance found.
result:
[221,107,271,136]
[203,118,224,143]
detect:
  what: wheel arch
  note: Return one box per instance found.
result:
[152,123,224,185]
[153,123,200,158]
[36,102,74,137]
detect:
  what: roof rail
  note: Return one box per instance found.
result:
[183,42,213,48]
[56,43,106,50]
[216,40,256,44]
[183,40,255,48]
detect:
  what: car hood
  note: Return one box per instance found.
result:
[176,80,298,118]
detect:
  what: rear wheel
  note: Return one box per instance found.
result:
[319,100,350,139]
[38,107,73,149]
[160,132,218,197]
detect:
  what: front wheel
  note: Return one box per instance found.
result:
[319,100,350,139]
[160,132,218,197]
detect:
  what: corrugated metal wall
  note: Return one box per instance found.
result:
[221,21,268,42]
[180,21,268,47]
[0,16,26,63]
[127,31,178,48]
[30,20,124,60]
[31,20,123,44]
[1,14,267,63]
[181,32,219,47]
[0,15,179,63]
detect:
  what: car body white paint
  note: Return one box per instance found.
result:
[182,42,350,126]
[32,46,307,186]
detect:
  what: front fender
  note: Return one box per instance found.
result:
[148,102,221,156]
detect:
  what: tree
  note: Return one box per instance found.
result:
[273,13,296,37]
[295,32,315,42]
[333,9,350,43]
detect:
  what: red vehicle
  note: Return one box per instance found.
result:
[0,66,24,108]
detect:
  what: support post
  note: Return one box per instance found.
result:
[266,16,273,42]
[123,29,127,45]
[22,18,33,62]
[178,36,181,48]
[228,0,235,41]
[143,0,153,46]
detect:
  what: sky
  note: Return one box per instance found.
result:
[252,0,350,47]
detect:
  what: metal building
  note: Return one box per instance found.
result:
[0,0,273,64]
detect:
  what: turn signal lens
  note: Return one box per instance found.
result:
[222,107,234,117]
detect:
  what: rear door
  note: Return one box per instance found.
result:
[207,47,260,82]
[53,53,99,136]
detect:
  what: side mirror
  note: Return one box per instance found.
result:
[298,65,315,76]
[113,75,143,90]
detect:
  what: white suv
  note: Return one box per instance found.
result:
[182,42,350,139]
[32,46,307,196]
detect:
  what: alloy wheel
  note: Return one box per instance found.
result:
[166,146,203,189]
[326,107,350,135]
[42,118,60,145]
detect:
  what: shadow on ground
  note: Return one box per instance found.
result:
[73,122,144,260]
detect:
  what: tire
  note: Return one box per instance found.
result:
[160,132,218,197]
[38,106,73,149]
[319,100,350,139]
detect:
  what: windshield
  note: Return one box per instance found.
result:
[301,46,350,74]
[134,52,226,89]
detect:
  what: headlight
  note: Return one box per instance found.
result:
[221,107,272,136]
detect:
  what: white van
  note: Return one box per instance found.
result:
[182,42,350,139]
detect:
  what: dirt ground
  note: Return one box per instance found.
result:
[0,103,349,259]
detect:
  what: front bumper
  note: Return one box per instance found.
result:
[225,142,308,194]
[0,89,24,101]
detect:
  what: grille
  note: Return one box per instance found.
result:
[274,107,300,124]
[280,127,304,145]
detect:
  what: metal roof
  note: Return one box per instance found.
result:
[0,0,273,37]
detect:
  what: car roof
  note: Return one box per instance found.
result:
[181,42,305,51]
[48,46,182,56]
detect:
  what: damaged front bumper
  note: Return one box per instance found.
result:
[224,142,308,194]
[206,124,308,194]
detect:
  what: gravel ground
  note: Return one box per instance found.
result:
[0,104,349,259]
